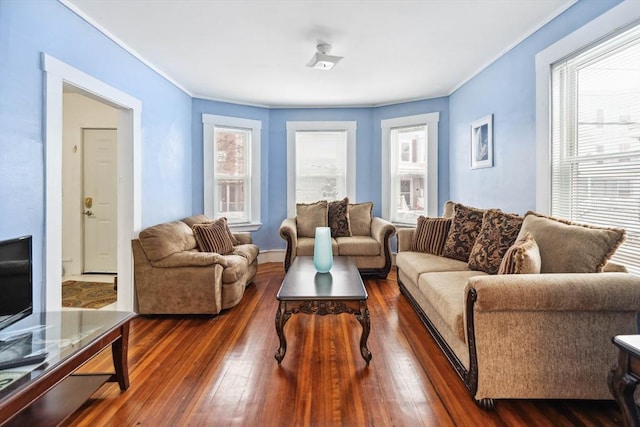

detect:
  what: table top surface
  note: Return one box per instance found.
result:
[277,256,367,301]
[613,335,640,356]
[0,310,136,400]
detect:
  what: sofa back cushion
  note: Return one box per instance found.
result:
[192,218,235,255]
[412,216,452,255]
[138,220,197,261]
[328,197,351,237]
[497,232,541,274]
[442,203,485,262]
[296,201,328,238]
[468,209,523,274]
[516,211,626,273]
[349,202,373,236]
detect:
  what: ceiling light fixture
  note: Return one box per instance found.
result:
[306,43,343,70]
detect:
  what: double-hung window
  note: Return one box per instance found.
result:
[381,113,439,225]
[286,121,356,216]
[549,24,640,274]
[203,114,261,231]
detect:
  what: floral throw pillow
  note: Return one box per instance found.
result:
[442,203,485,262]
[328,198,351,237]
[468,209,524,274]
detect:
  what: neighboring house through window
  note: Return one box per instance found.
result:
[536,4,640,274]
[381,113,439,225]
[286,121,356,216]
[203,114,261,231]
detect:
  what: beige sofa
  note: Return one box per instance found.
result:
[279,199,396,277]
[396,201,640,408]
[132,214,259,315]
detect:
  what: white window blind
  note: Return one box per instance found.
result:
[551,23,640,275]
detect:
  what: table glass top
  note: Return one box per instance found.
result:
[277,256,367,300]
[0,310,135,399]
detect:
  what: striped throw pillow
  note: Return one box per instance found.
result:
[411,217,452,255]
[192,218,234,255]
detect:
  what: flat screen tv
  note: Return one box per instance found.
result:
[0,236,33,331]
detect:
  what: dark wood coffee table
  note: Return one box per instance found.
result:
[274,256,371,365]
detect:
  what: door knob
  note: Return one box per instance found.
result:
[84,197,93,208]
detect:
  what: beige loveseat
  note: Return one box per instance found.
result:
[132,215,259,315]
[396,201,640,408]
[279,199,396,277]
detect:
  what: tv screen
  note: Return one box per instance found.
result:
[0,236,33,330]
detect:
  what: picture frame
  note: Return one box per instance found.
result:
[470,114,493,169]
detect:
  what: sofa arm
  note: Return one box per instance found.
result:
[466,272,640,312]
[370,217,396,243]
[233,232,253,245]
[150,251,229,268]
[279,217,298,271]
[396,228,415,252]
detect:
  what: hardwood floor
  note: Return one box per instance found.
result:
[65,263,622,426]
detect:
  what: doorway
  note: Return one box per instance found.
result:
[44,54,141,312]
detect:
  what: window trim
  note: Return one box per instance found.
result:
[535,0,640,213]
[381,112,439,225]
[286,121,357,217]
[202,114,262,232]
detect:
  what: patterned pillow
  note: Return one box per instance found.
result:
[516,211,626,273]
[442,203,485,261]
[296,201,328,238]
[411,217,452,255]
[349,202,373,236]
[192,218,234,255]
[468,209,524,274]
[328,198,351,237]
[498,233,541,274]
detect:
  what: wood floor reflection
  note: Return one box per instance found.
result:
[65,263,622,426]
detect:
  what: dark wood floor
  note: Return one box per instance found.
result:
[64,263,622,426]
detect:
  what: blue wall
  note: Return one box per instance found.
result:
[448,0,624,214]
[0,0,193,311]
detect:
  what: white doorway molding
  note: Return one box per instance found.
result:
[43,54,141,312]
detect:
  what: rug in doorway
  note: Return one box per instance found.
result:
[62,280,116,309]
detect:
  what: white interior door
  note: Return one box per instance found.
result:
[83,128,117,273]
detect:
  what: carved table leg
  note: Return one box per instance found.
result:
[356,300,372,364]
[608,349,640,427]
[275,301,291,364]
[111,322,130,391]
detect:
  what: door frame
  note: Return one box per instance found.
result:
[43,54,141,312]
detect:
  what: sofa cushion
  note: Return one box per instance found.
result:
[192,218,234,255]
[138,220,197,261]
[296,201,328,238]
[396,251,470,286]
[412,216,452,255]
[336,236,380,256]
[516,211,626,273]
[442,203,485,262]
[231,244,260,264]
[328,197,351,237]
[498,233,541,274]
[349,202,373,236]
[468,209,523,274]
[296,237,339,256]
[418,270,488,342]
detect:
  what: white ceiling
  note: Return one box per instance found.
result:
[65,0,577,108]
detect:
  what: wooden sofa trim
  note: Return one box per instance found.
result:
[397,268,495,409]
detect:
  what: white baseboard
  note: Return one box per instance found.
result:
[258,249,285,264]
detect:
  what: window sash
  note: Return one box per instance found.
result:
[213,126,251,222]
[551,23,640,275]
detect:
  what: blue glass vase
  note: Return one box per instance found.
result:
[313,227,333,273]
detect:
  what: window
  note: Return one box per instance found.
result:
[286,121,356,216]
[549,24,640,274]
[381,113,439,225]
[203,114,261,231]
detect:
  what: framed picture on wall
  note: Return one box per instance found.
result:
[470,114,493,169]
